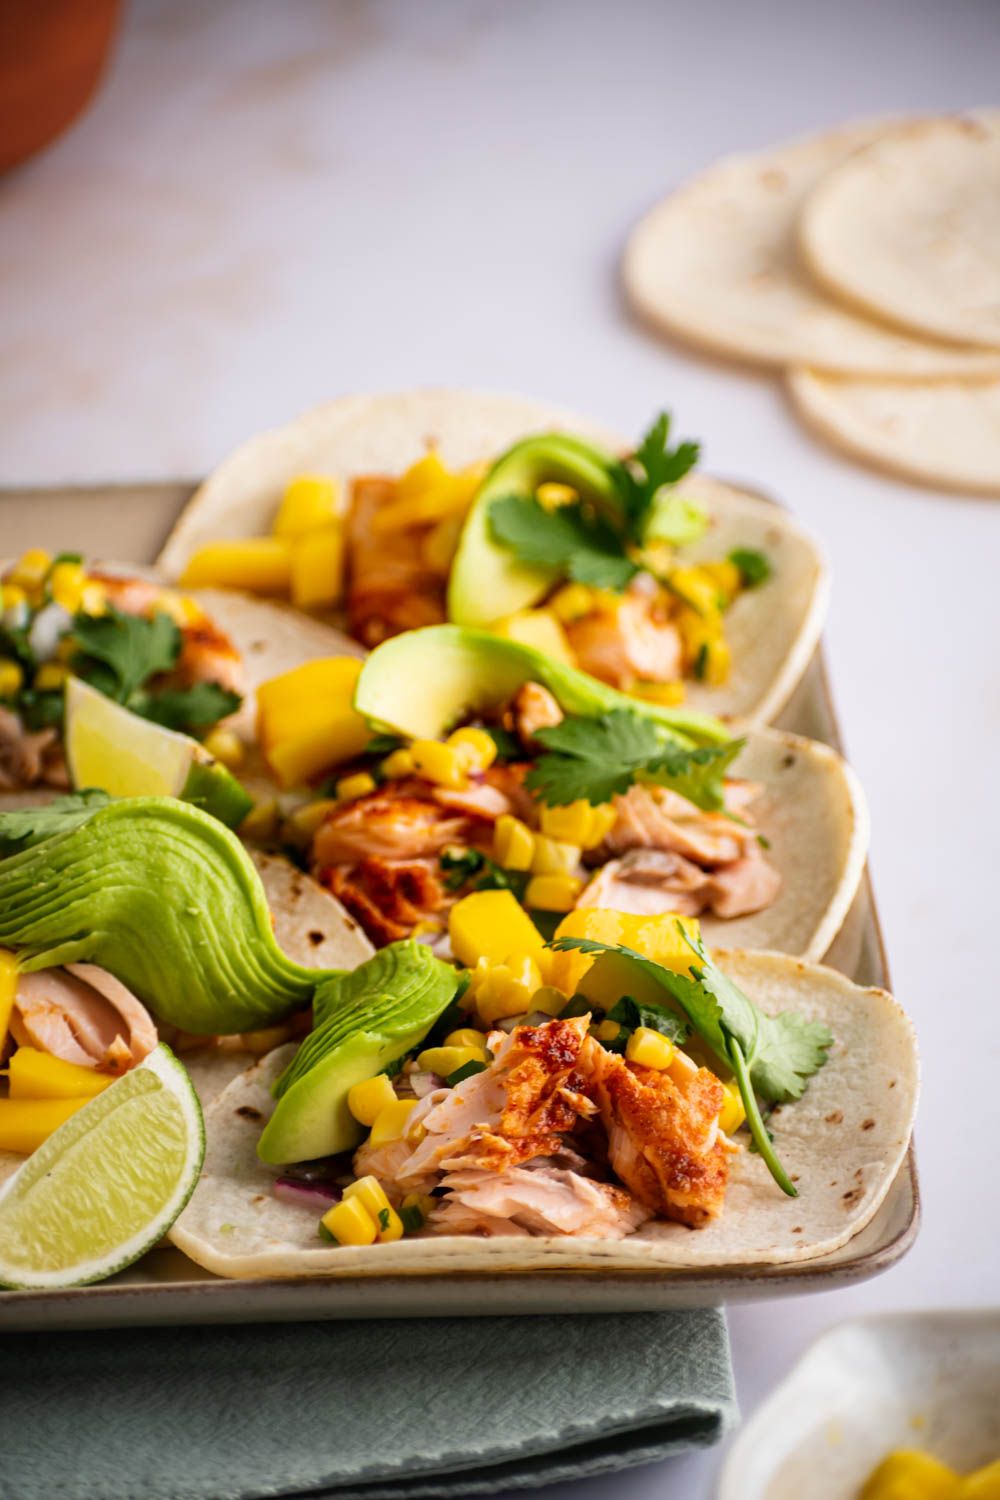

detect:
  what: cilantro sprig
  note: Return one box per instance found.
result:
[0,790,112,855]
[552,927,832,1196]
[523,708,743,810]
[488,412,703,594]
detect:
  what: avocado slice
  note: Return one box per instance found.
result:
[353,624,730,747]
[447,432,623,627]
[257,942,459,1164]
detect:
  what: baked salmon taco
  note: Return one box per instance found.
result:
[156,390,828,727]
[0,796,916,1280]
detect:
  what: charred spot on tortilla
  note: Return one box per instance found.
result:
[782,753,796,769]
[308,930,326,947]
[825,1110,844,1124]
[236,1105,264,1122]
[842,1187,863,1206]
[861,1118,875,1131]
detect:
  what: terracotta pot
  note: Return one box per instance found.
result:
[0,0,123,173]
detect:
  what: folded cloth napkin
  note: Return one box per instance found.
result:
[2,1308,735,1500]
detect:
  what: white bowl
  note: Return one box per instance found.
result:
[719,1310,1000,1499]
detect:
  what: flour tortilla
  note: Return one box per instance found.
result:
[800,114,1000,352]
[787,369,1000,496]
[155,389,828,726]
[170,951,918,1276]
[623,122,1000,379]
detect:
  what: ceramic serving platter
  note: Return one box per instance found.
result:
[0,480,919,1330]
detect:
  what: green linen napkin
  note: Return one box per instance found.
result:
[2,1308,734,1499]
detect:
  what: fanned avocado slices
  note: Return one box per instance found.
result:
[258,943,460,1164]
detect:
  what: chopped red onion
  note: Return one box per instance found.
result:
[273,1178,342,1210]
[410,1070,444,1098]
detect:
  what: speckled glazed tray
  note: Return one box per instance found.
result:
[0,480,919,1330]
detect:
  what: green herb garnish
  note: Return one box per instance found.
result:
[446,1059,488,1086]
[0,789,112,855]
[728,548,771,589]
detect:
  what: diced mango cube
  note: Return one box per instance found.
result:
[347,1073,397,1127]
[473,954,544,1025]
[179,538,294,596]
[0,1097,88,1154]
[531,835,581,875]
[539,800,592,845]
[449,890,543,968]
[493,609,576,665]
[381,748,415,779]
[493,814,535,872]
[410,739,467,790]
[524,873,583,912]
[368,1098,418,1147]
[273,474,339,537]
[290,525,344,610]
[336,772,376,802]
[962,1459,1000,1498]
[320,1196,376,1247]
[48,560,86,613]
[626,1027,675,1070]
[860,1451,959,1500]
[257,657,370,785]
[7,1047,111,1101]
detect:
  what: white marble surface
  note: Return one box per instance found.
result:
[2,1,998,1495]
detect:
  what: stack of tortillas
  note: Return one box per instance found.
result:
[624,112,1000,496]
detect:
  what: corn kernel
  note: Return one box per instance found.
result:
[473,954,543,1025]
[416,1044,487,1076]
[447,726,497,772]
[631,680,686,707]
[0,659,24,698]
[524,873,583,911]
[594,1020,621,1042]
[320,1196,377,1247]
[449,890,543,968]
[79,581,107,615]
[536,482,577,509]
[584,803,618,848]
[347,1073,397,1127]
[381,748,415,779]
[528,986,568,1016]
[669,566,723,620]
[549,583,595,622]
[540,801,593,846]
[368,1098,418,1147]
[336,771,377,802]
[8,549,51,594]
[7,1047,111,1101]
[718,1080,746,1136]
[240,799,280,842]
[626,1026,676,1070]
[444,1028,487,1049]
[344,1174,391,1217]
[33,661,69,692]
[284,798,339,843]
[493,814,535,872]
[290,525,345,611]
[48,560,86,613]
[0,949,17,1054]
[531,835,581,875]
[667,1048,699,1086]
[202,727,245,769]
[1,583,27,611]
[410,738,468,790]
[273,474,339,537]
[698,559,743,604]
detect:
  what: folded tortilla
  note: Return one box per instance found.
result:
[155,389,829,726]
[170,949,918,1276]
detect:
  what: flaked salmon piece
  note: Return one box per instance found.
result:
[565,592,682,689]
[433,1164,650,1239]
[91,574,245,697]
[605,784,754,866]
[11,966,157,1073]
[431,782,513,820]
[0,707,63,791]
[579,1036,729,1227]
[704,855,783,919]
[346,477,447,647]
[323,857,446,948]
[313,793,472,866]
[577,848,711,917]
[507,682,563,747]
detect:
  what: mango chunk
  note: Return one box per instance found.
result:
[860,1451,959,1500]
[290,525,345,610]
[548,909,701,996]
[179,538,293,595]
[961,1460,1000,1499]
[449,890,543,969]
[7,1047,112,1100]
[0,948,17,1054]
[493,609,576,665]
[0,1097,88,1154]
[257,657,370,785]
[273,475,339,537]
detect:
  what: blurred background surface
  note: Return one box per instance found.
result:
[1,2,998,1496]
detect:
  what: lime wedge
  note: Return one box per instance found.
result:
[65,676,253,828]
[0,1044,204,1289]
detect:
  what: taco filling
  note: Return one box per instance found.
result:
[177,414,772,702]
[0,551,244,792]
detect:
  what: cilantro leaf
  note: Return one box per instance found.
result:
[488,495,637,591]
[525,709,742,811]
[71,607,181,704]
[729,548,771,589]
[135,682,241,734]
[611,412,701,539]
[0,790,112,855]
[551,928,832,1197]
[606,994,689,1044]
[440,846,528,899]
